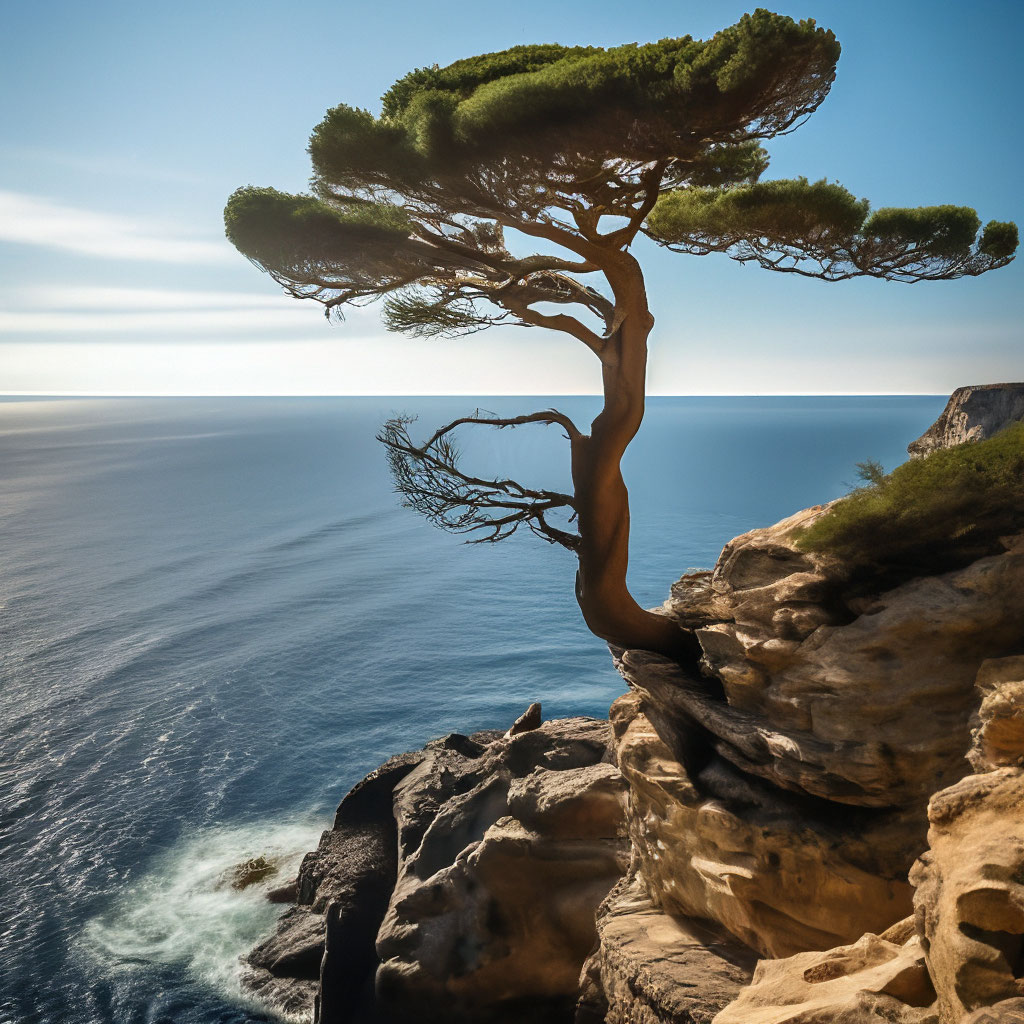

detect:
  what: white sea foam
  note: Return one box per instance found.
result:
[79,819,322,1011]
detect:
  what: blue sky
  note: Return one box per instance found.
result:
[1,0,1020,395]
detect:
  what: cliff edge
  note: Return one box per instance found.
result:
[908,382,1024,457]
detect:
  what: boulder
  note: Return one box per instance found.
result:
[908,384,1024,457]
[713,928,936,1024]
[910,769,1024,1023]
[576,874,757,1024]
[375,717,629,1023]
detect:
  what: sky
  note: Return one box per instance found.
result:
[1,0,1021,396]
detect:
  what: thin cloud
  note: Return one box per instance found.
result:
[12,287,304,310]
[0,285,383,340]
[0,191,231,264]
[0,309,321,334]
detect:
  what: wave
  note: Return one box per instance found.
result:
[78,819,322,1017]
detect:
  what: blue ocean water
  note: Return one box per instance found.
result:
[0,395,945,1024]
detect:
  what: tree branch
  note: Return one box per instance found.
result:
[378,411,581,551]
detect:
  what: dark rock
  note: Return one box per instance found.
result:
[374,717,628,1023]
[244,750,425,1022]
[507,701,542,736]
[249,907,324,979]
[244,717,626,1024]
[225,854,280,890]
[267,877,298,904]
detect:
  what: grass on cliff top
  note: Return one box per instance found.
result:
[795,421,1024,577]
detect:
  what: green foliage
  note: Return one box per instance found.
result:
[310,10,839,185]
[854,458,885,487]
[980,220,1020,259]
[647,178,1017,281]
[308,106,426,187]
[862,205,980,257]
[382,289,486,337]
[796,424,1024,577]
[685,141,770,187]
[224,186,411,271]
[380,44,601,119]
[647,177,869,243]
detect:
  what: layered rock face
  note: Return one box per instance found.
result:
[579,500,1024,1021]
[718,659,1024,1024]
[577,875,757,1024]
[244,714,629,1023]
[661,513,1024,812]
[908,382,1024,457]
[604,511,1024,960]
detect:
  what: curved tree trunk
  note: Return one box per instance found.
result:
[570,257,689,659]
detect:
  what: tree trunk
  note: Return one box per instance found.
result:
[570,258,689,659]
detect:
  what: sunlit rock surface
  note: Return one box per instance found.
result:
[907,383,1024,457]
[586,499,1024,1020]
[605,689,914,959]
[713,925,936,1024]
[911,768,1024,1023]
[968,656,1024,773]
[576,874,757,1024]
[375,717,629,1023]
[662,515,1024,810]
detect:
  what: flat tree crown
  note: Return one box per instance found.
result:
[225,8,1017,339]
[224,10,1018,655]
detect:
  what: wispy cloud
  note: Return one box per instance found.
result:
[14,287,294,310]
[0,191,230,264]
[0,309,320,334]
[0,285,376,338]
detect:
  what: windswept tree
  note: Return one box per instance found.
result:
[225,10,1017,658]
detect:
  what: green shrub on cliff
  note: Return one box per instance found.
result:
[797,423,1024,576]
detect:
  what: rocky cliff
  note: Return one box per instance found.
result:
[243,394,1024,1024]
[582,517,1024,1024]
[908,382,1024,457]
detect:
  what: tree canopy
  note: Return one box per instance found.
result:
[226,9,1015,337]
[225,10,1018,656]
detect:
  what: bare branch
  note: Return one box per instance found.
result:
[378,411,581,551]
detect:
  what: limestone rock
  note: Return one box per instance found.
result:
[910,769,1024,1023]
[713,930,936,1024]
[608,691,914,958]
[969,657,1024,772]
[660,514,1024,810]
[576,874,756,1024]
[908,384,1024,458]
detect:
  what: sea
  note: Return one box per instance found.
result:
[0,394,945,1024]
